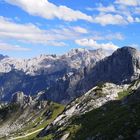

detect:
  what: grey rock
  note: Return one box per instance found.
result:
[0,48,108,103]
[77,47,140,94]
[1,47,140,104]
[12,91,32,105]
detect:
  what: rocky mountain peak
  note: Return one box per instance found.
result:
[0,54,8,61]
[112,47,140,79]
[113,46,139,57]
[77,47,140,95]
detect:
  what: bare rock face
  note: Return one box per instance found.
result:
[12,91,32,105]
[77,47,140,94]
[0,48,108,103]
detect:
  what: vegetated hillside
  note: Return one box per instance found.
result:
[38,80,140,140]
[0,97,64,140]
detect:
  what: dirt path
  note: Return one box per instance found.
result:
[9,128,44,140]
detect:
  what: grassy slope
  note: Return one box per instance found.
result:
[0,102,64,140]
[17,103,64,140]
[36,81,140,140]
[63,90,140,140]
[66,101,140,139]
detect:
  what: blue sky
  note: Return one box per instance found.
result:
[0,0,140,58]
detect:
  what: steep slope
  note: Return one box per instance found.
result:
[0,48,108,103]
[64,88,140,140]
[0,93,64,140]
[76,47,140,94]
[38,80,140,140]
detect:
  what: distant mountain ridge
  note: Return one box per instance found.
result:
[0,48,108,75]
[0,47,140,103]
[0,48,108,102]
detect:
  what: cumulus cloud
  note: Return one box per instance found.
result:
[86,4,116,13]
[94,14,127,25]
[95,4,116,13]
[103,33,124,40]
[135,17,140,22]
[115,0,140,6]
[75,39,119,50]
[0,42,30,51]
[127,15,134,23]
[72,26,88,34]
[0,16,89,46]
[5,0,93,22]
[135,7,140,14]
[0,16,53,44]
[130,44,140,49]
[87,32,124,41]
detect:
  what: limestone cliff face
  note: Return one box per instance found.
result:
[76,47,140,94]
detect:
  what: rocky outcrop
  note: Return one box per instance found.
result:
[76,47,140,94]
[0,99,60,138]
[12,91,32,105]
[38,80,140,139]
[38,83,129,137]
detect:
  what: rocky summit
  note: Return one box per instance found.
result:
[76,47,140,94]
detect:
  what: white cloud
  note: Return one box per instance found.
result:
[0,16,52,44]
[75,39,119,50]
[0,16,89,46]
[127,15,134,23]
[86,4,116,13]
[5,0,93,22]
[135,7,140,14]
[87,2,139,25]
[96,4,116,13]
[104,33,124,40]
[0,42,30,51]
[87,32,124,41]
[135,17,140,22]
[115,0,140,6]
[72,26,88,34]
[94,14,127,25]
[130,44,140,49]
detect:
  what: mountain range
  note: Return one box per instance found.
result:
[0,46,140,140]
[0,48,109,103]
[0,47,140,104]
